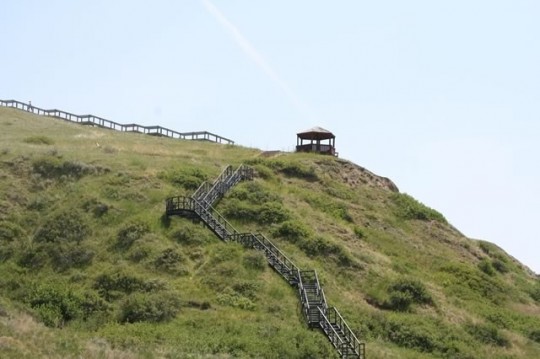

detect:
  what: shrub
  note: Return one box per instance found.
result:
[242,251,267,271]
[0,244,14,262]
[32,157,108,179]
[25,284,105,328]
[217,288,255,310]
[439,263,509,303]
[0,221,24,242]
[23,136,54,145]
[82,198,110,217]
[491,259,508,274]
[391,193,446,223]
[232,281,260,300]
[353,226,365,239]
[272,220,310,243]
[387,291,414,312]
[221,199,258,223]
[257,202,290,224]
[158,167,208,190]
[17,247,47,269]
[531,286,540,303]
[388,279,433,307]
[381,317,436,352]
[154,248,187,275]
[228,182,280,203]
[300,236,339,257]
[278,162,318,181]
[252,164,274,180]
[119,292,181,323]
[465,323,510,347]
[186,300,211,310]
[116,222,150,250]
[47,243,94,271]
[34,210,90,244]
[478,259,495,276]
[93,271,165,301]
[529,329,540,343]
[170,224,209,246]
[369,278,434,312]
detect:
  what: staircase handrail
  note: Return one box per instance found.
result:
[318,307,350,357]
[328,307,362,357]
[313,270,329,314]
[297,273,311,321]
[193,182,212,202]
[192,200,240,239]
[200,165,235,206]
[254,233,299,276]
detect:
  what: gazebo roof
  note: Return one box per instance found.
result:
[297,126,335,140]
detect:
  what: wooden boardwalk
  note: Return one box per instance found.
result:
[0,99,234,144]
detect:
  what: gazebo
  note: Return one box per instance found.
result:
[296,126,336,156]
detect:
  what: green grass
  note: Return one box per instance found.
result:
[0,107,539,358]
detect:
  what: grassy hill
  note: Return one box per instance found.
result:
[0,107,539,358]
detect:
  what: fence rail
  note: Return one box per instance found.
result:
[0,99,234,144]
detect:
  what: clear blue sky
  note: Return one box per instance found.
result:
[2,0,539,273]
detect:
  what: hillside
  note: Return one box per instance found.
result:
[1,107,539,358]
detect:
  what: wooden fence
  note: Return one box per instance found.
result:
[0,99,234,144]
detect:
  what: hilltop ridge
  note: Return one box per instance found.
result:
[0,107,539,358]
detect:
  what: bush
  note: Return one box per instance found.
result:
[380,317,437,352]
[0,221,25,242]
[478,259,495,276]
[242,251,267,271]
[119,292,181,323]
[154,248,187,275]
[25,284,106,328]
[491,259,508,274]
[93,271,165,301]
[17,247,47,269]
[391,193,446,223]
[388,279,433,307]
[47,243,94,271]
[531,286,540,303]
[221,199,289,225]
[169,224,209,246]
[221,199,258,223]
[34,210,90,244]
[302,192,353,222]
[529,329,540,343]
[158,167,208,190]
[272,220,310,243]
[257,202,290,224]
[232,281,260,300]
[277,162,318,181]
[387,291,414,312]
[23,136,54,145]
[217,288,256,310]
[369,278,434,312]
[353,226,365,239]
[465,323,510,347]
[82,198,110,218]
[116,222,150,250]
[228,182,280,204]
[438,263,509,303]
[32,157,108,179]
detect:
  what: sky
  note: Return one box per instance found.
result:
[1,0,539,273]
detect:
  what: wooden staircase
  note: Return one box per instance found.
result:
[165,164,365,359]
